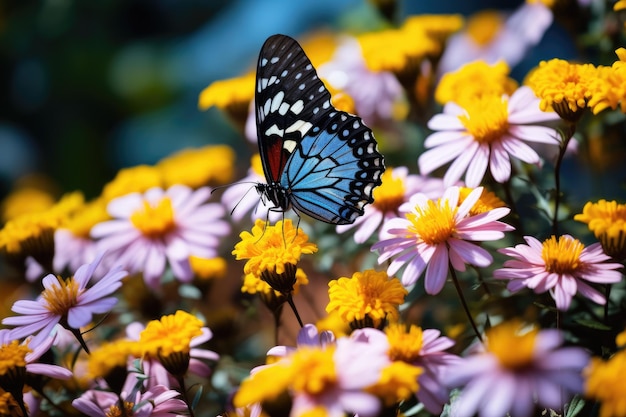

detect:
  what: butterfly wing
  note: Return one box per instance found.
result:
[255,34,385,224]
[255,34,332,185]
[284,111,384,224]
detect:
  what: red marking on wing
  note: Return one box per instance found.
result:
[266,138,288,183]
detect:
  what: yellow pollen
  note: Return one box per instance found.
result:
[373,170,406,213]
[541,236,584,275]
[290,347,337,395]
[130,197,176,238]
[0,341,31,376]
[407,199,456,245]
[385,323,424,363]
[458,95,510,144]
[105,402,134,417]
[487,321,538,370]
[41,276,80,316]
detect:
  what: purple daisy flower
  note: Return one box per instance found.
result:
[2,252,127,349]
[444,321,589,417]
[418,86,560,188]
[91,185,230,288]
[494,235,623,310]
[372,186,513,293]
[72,384,187,417]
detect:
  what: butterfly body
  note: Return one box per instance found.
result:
[255,34,384,225]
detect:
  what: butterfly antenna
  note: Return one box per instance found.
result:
[229,184,258,217]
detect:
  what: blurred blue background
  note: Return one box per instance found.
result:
[1,0,578,199]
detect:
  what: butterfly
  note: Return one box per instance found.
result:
[254,34,385,225]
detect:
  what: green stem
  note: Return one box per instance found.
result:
[176,375,196,417]
[552,123,576,236]
[450,265,483,344]
[285,293,304,328]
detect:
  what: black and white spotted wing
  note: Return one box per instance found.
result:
[254,34,385,225]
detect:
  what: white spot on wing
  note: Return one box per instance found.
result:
[270,91,285,113]
[265,124,284,137]
[290,100,304,115]
[283,140,297,153]
[279,102,290,115]
[285,120,313,137]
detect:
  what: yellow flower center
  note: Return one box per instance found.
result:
[384,323,424,363]
[466,10,504,46]
[326,270,407,328]
[486,321,537,370]
[41,276,80,316]
[290,347,338,395]
[373,170,406,214]
[458,187,505,215]
[541,236,584,275]
[105,402,134,417]
[458,95,510,144]
[0,341,31,376]
[367,361,422,406]
[130,197,176,238]
[407,199,456,245]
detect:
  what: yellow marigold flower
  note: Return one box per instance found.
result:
[87,339,139,391]
[101,165,163,203]
[87,339,139,378]
[589,49,626,114]
[233,219,317,294]
[585,349,626,417]
[157,144,236,188]
[403,14,464,43]
[1,177,57,223]
[574,199,626,260]
[234,346,337,408]
[367,360,422,406]
[190,256,227,280]
[63,198,110,239]
[435,60,518,106]
[326,269,407,329]
[0,192,83,266]
[458,187,506,216]
[139,310,204,376]
[526,58,598,122]
[198,72,255,111]
[358,26,439,73]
